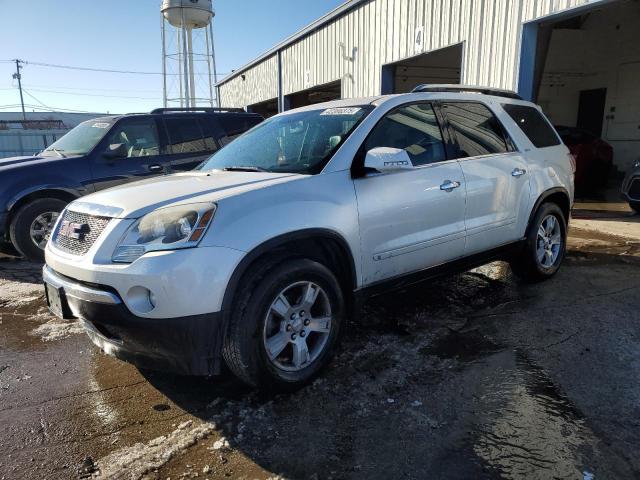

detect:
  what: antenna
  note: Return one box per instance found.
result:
[161,0,219,108]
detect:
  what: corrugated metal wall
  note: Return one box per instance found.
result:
[219,0,596,108]
[0,130,68,159]
[218,54,279,108]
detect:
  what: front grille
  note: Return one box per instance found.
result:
[629,178,640,201]
[52,210,111,256]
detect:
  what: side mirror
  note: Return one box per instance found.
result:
[364,147,414,173]
[103,143,128,160]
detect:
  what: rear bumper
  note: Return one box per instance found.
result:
[43,265,224,376]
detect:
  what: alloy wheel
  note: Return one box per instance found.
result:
[263,281,333,372]
[29,211,60,250]
[536,214,562,268]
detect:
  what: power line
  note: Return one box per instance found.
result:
[20,87,160,100]
[19,60,229,77]
[0,103,96,113]
[22,89,52,109]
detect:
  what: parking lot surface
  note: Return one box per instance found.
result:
[1,205,639,480]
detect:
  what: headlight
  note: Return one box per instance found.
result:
[634,159,640,169]
[112,203,216,263]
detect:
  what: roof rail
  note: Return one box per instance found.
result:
[411,84,523,100]
[149,107,246,114]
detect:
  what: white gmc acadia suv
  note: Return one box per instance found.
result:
[44,86,574,390]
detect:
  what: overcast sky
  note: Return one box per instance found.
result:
[0,0,344,114]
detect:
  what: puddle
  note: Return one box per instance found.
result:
[423,327,620,479]
[421,329,503,363]
[472,352,597,479]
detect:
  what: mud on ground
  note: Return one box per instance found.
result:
[1,217,639,480]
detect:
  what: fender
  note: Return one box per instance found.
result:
[6,184,86,212]
[526,186,571,231]
[220,228,357,313]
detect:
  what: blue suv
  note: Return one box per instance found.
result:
[0,108,262,261]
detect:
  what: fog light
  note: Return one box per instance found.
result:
[126,286,156,314]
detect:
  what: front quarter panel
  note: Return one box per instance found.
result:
[2,157,93,211]
[202,170,363,285]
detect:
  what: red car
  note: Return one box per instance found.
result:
[555,126,613,194]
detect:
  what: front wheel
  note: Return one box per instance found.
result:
[222,258,344,390]
[9,198,67,263]
[510,202,567,282]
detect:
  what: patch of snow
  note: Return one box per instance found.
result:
[212,437,230,450]
[92,420,215,479]
[31,318,84,341]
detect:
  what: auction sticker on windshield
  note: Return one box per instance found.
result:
[92,123,110,128]
[320,107,362,115]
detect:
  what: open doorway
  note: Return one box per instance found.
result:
[520,0,640,196]
[381,43,463,94]
[247,98,279,118]
[284,80,342,110]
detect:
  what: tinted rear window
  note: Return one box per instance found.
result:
[164,117,208,154]
[218,115,263,146]
[442,102,510,157]
[502,104,561,148]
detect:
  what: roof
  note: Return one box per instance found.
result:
[216,0,368,86]
[273,89,536,117]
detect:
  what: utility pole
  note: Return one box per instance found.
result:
[12,59,26,121]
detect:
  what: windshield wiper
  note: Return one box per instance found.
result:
[46,147,66,158]
[222,166,267,172]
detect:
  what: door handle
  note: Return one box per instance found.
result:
[512,168,527,177]
[440,180,461,192]
[149,164,163,173]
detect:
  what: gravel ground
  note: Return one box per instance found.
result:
[1,212,639,480]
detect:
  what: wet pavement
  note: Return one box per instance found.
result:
[1,209,640,479]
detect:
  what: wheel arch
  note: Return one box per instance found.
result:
[220,229,357,313]
[5,188,79,232]
[527,187,571,232]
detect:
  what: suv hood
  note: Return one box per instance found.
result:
[0,154,84,171]
[0,155,57,168]
[73,170,301,218]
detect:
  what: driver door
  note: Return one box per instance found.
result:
[353,102,467,285]
[90,117,172,191]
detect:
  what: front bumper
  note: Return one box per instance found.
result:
[622,174,640,203]
[43,265,224,375]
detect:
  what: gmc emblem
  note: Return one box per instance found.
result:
[59,221,90,240]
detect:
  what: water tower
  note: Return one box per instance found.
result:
[161,0,219,108]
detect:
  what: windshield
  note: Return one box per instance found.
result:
[41,119,113,157]
[198,106,372,174]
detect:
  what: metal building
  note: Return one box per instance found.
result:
[217,0,640,172]
[0,112,102,159]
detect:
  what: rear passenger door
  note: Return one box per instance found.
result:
[441,101,531,255]
[163,116,219,172]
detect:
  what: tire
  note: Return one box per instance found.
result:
[510,202,567,282]
[9,198,67,263]
[222,257,344,390]
[630,201,640,215]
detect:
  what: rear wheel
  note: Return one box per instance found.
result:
[510,202,567,282]
[222,258,344,390]
[9,198,66,262]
